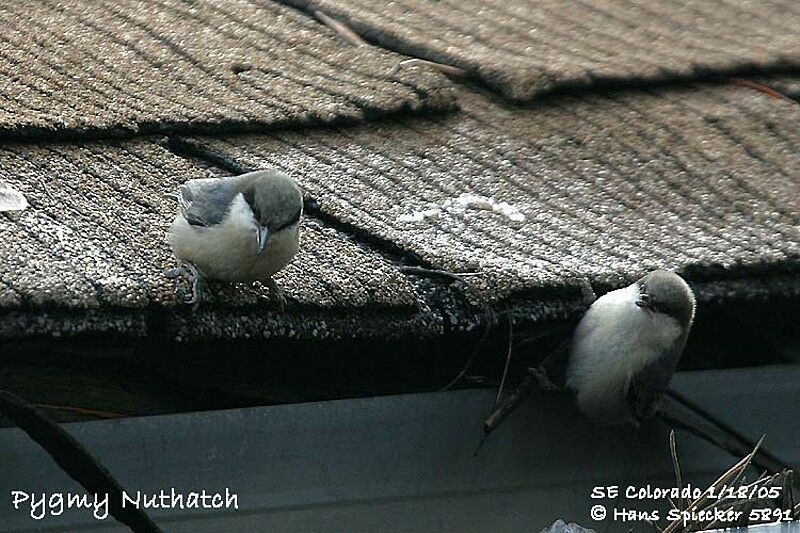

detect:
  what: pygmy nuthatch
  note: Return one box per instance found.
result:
[566,270,696,425]
[168,169,303,305]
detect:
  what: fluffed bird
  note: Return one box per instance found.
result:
[484,271,791,473]
[565,270,696,425]
[168,169,303,306]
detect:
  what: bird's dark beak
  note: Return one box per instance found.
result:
[256,225,270,254]
[635,293,651,309]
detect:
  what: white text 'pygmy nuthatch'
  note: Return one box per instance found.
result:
[566,270,696,425]
[168,169,303,305]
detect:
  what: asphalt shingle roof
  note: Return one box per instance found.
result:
[178,83,800,304]
[0,0,454,141]
[282,0,800,101]
[0,0,798,341]
[0,139,443,339]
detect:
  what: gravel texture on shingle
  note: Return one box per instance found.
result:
[280,0,800,101]
[0,139,438,340]
[178,81,800,304]
[0,0,455,140]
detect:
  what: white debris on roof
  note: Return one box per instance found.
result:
[398,193,525,224]
[0,181,28,212]
[398,207,442,223]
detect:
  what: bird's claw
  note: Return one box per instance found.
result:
[165,262,203,306]
[266,277,287,311]
[164,267,183,279]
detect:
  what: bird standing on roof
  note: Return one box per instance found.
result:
[565,270,696,425]
[167,169,303,307]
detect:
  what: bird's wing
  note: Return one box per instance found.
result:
[178,177,239,227]
[626,335,687,421]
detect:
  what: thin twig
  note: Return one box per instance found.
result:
[662,437,764,533]
[388,58,469,78]
[512,326,566,350]
[690,471,786,530]
[314,11,367,46]
[785,470,796,510]
[483,341,567,436]
[662,390,792,475]
[669,430,687,511]
[0,390,163,533]
[441,306,494,391]
[399,265,483,283]
[494,316,514,406]
[730,78,798,104]
[483,368,536,435]
[38,177,56,202]
[698,472,783,524]
[788,471,798,517]
[666,495,678,511]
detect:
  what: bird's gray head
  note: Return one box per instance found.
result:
[240,171,303,253]
[634,270,695,327]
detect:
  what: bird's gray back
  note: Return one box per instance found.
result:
[178,177,244,227]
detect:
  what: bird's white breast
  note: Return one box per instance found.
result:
[565,284,682,423]
[169,194,300,282]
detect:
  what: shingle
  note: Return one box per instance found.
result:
[0,139,433,339]
[0,0,455,141]
[280,0,800,101]
[178,81,800,304]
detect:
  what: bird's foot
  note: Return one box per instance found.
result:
[265,277,287,311]
[165,262,204,306]
[164,267,183,279]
